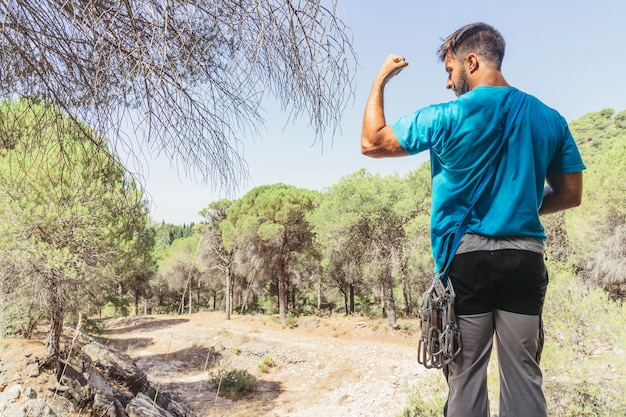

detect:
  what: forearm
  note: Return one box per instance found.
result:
[361,77,389,155]
[538,172,583,215]
[361,55,409,158]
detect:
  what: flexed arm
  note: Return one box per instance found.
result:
[361,55,410,158]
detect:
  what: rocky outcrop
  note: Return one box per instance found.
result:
[0,339,193,417]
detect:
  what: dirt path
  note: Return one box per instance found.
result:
[99,312,429,417]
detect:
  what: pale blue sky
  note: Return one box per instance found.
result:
[136,0,626,224]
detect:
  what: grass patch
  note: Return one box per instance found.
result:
[396,371,447,417]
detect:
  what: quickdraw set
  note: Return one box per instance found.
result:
[417,278,462,368]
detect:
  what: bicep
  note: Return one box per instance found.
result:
[361,125,409,158]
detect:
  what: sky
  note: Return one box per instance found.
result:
[132,0,626,225]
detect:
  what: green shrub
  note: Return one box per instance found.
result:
[81,317,105,335]
[258,355,276,373]
[397,379,447,417]
[210,366,257,399]
[540,260,626,416]
[282,313,299,329]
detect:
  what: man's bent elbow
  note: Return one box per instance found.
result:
[361,137,383,158]
[361,127,407,158]
[569,191,583,209]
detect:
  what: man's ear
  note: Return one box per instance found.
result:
[465,53,479,74]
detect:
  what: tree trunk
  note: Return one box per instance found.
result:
[401,267,412,316]
[134,288,140,316]
[384,265,397,328]
[45,277,63,357]
[317,275,322,311]
[187,276,193,315]
[278,259,287,322]
[225,266,233,320]
[178,291,185,315]
[339,285,348,315]
[349,283,355,315]
[290,283,296,312]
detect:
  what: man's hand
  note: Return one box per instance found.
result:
[377,55,409,86]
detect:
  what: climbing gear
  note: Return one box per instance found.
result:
[417,278,461,368]
[417,91,527,369]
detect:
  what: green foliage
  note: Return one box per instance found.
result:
[0,99,154,353]
[258,355,276,373]
[221,184,320,321]
[153,222,196,256]
[210,364,258,399]
[0,284,44,338]
[567,108,626,299]
[308,167,431,320]
[281,313,299,329]
[397,373,447,417]
[81,317,105,335]
[541,261,626,417]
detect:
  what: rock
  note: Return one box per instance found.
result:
[24,387,36,399]
[84,367,128,417]
[82,343,150,395]
[126,392,174,417]
[24,362,40,378]
[0,337,193,417]
[1,384,22,401]
[29,398,57,417]
[2,404,27,417]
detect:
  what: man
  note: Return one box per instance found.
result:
[361,22,585,417]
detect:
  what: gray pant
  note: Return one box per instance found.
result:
[444,310,546,417]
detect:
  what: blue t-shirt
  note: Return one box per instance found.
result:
[391,86,586,271]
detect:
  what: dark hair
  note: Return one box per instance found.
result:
[437,22,506,70]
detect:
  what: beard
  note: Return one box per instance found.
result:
[454,67,471,96]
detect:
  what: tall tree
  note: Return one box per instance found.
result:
[221,184,318,322]
[0,99,153,356]
[0,0,356,187]
[310,168,430,325]
[199,200,233,318]
[309,174,369,315]
[156,234,203,314]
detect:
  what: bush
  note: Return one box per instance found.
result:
[258,355,276,373]
[282,313,299,329]
[397,376,447,417]
[541,260,626,417]
[210,364,257,399]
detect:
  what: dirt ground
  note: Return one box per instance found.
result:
[97,312,430,417]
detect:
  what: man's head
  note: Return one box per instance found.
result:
[438,22,506,69]
[438,23,506,96]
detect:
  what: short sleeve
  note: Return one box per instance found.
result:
[547,128,586,174]
[390,109,433,155]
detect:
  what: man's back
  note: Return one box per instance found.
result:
[391,85,584,268]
